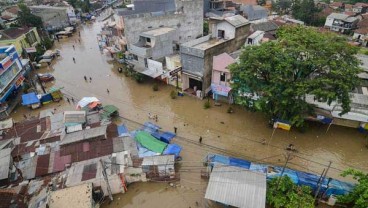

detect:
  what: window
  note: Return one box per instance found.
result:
[220,73,226,82]
[218,30,225,39]
[146,38,151,43]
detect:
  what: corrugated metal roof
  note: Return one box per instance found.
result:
[0,148,11,180]
[60,125,107,146]
[205,165,266,208]
[63,111,86,125]
[141,155,175,166]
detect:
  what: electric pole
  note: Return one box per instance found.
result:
[314,161,332,204]
[100,159,113,201]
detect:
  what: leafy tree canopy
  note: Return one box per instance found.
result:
[337,169,368,208]
[17,4,43,29]
[230,26,361,127]
[68,0,91,13]
[292,0,325,26]
[267,175,314,208]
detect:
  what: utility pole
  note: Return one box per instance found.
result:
[276,152,292,190]
[314,161,332,204]
[100,159,113,201]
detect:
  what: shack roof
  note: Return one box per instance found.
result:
[60,125,107,146]
[49,183,93,208]
[224,15,250,27]
[252,21,278,32]
[21,92,40,106]
[0,148,11,180]
[63,111,86,125]
[205,165,266,208]
[141,155,175,166]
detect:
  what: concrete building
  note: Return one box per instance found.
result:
[211,52,235,102]
[1,6,19,23]
[180,15,250,98]
[30,6,76,31]
[352,3,368,14]
[325,13,359,33]
[116,0,203,49]
[0,27,41,54]
[0,45,31,120]
[128,27,176,77]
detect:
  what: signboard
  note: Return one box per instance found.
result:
[169,67,182,76]
[25,47,37,53]
[2,57,12,70]
[211,83,231,97]
[15,76,25,88]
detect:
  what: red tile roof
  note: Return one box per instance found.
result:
[345,4,353,9]
[330,2,344,7]
[231,0,257,5]
[355,3,368,7]
[0,27,34,41]
[358,18,368,28]
[355,27,368,34]
[4,6,20,15]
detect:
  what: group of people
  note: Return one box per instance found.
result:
[148,113,159,122]
[83,76,93,82]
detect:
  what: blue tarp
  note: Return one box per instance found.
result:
[151,131,176,143]
[41,93,53,103]
[163,143,182,158]
[229,157,251,169]
[137,143,159,158]
[22,92,40,105]
[117,124,129,137]
[206,154,354,197]
[142,122,161,134]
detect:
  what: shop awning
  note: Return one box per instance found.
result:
[22,92,40,106]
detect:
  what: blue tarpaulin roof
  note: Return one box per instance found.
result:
[163,143,182,158]
[142,122,161,134]
[151,131,176,143]
[117,124,129,137]
[207,154,355,197]
[22,92,40,105]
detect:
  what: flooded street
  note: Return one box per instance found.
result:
[11,22,368,207]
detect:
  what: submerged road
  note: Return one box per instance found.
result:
[11,22,368,207]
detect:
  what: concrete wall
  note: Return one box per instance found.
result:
[211,21,236,40]
[123,0,203,47]
[150,31,175,59]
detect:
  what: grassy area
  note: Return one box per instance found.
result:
[359,47,368,55]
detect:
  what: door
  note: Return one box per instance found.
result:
[189,78,202,91]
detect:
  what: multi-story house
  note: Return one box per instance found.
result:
[324,13,358,33]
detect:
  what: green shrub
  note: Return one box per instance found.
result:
[227,107,233,113]
[170,90,177,99]
[204,100,210,109]
[152,83,158,91]
[133,72,144,83]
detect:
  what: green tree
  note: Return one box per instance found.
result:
[230,26,361,128]
[18,4,43,29]
[337,169,368,208]
[272,0,292,14]
[292,0,323,26]
[203,21,209,36]
[267,176,314,208]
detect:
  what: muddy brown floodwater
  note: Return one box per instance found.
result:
[10,22,368,207]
